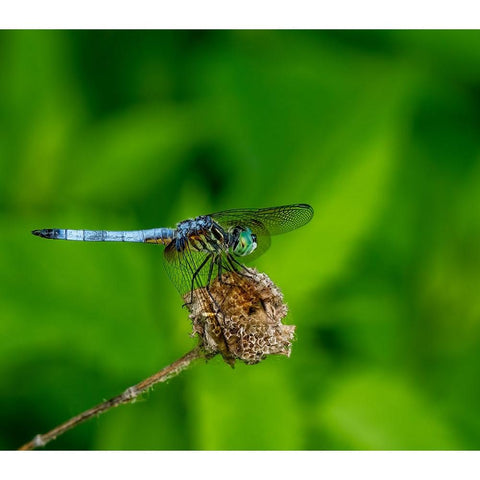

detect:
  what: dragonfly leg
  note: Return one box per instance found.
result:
[204,254,233,315]
[182,253,213,308]
[205,255,226,310]
[213,254,242,295]
[207,255,245,308]
[203,256,231,345]
[226,254,255,281]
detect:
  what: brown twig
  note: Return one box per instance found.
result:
[18,346,204,450]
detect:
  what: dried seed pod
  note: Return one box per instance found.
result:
[184,268,295,366]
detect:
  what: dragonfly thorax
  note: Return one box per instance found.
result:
[174,216,227,253]
[173,216,257,257]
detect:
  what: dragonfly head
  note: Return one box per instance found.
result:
[231,227,257,256]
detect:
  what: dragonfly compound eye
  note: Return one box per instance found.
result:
[233,228,257,256]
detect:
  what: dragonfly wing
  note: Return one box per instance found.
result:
[163,241,249,320]
[163,242,214,296]
[210,203,311,261]
[210,203,313,236]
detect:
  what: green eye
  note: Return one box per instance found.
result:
[233,228,257,256]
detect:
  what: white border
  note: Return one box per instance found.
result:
[3,451,480,480]
[1,0,480,28]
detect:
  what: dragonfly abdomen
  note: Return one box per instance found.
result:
[32,228,174,244]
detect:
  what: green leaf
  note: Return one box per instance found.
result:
[316,371,460,449]
[189,360,303,450]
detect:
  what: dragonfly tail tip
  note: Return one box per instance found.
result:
[32,229,53,239]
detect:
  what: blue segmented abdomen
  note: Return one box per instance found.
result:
[32,228,174,244]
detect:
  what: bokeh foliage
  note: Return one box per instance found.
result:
[1,30,480,450]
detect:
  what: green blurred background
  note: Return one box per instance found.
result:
[1,30,480,450]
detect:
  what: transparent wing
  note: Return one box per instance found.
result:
[163,204,313,296]
[163,241,248,297]
[210,203,313,236]
[163,242,215,296]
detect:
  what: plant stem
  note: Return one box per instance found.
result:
[18,346,204,450]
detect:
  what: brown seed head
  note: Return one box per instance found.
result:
[184,268,295,366]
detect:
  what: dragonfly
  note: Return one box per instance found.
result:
[32,204,313,302]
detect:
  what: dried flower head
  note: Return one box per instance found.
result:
[184,268,295,366]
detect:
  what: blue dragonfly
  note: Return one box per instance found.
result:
[32,204,314,301]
